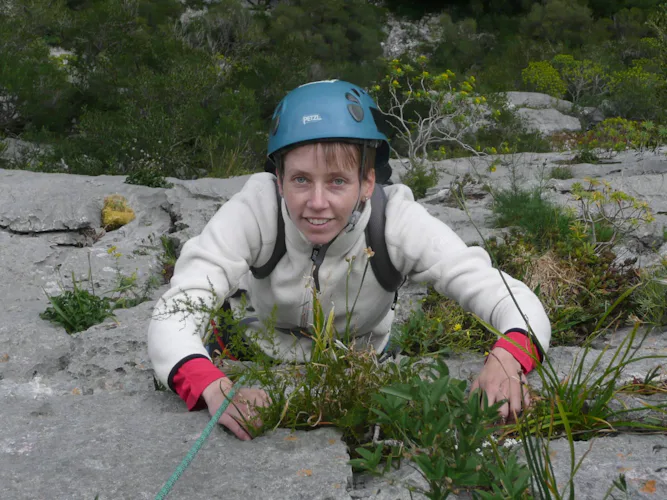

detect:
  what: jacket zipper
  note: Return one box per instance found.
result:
[299,244,327,329]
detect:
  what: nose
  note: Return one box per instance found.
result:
[307,182,329,210]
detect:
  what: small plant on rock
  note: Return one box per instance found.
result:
[570,177,655,254]
[549,165,574,180]
[40,248,158,334]
[632,260,667,326]
[40,271,115,334]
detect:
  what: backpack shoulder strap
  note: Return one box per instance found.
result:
[250,177,286,279]
[365,184,404,293]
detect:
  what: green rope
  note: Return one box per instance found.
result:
[155,375,247,500]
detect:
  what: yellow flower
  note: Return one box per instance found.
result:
[392,80,399,87]
[107,246,117,254]
[453,323,462,331]
[489,165,497,173]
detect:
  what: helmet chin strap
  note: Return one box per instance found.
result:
[344,143,368,233]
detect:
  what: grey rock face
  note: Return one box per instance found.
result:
[505,91,576,113]
[1,144,667,498]
[516,107,582,134]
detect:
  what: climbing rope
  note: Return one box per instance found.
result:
[155,375,247,500]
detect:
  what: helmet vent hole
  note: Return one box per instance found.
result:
[351,88,361,97]
[345,92,360,103]
[347,103,364,122]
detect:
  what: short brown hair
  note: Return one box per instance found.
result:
[278,142,376,180]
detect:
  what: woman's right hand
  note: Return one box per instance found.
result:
[201,377,270,440]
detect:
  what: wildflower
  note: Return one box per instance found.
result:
[364,247,375,258]
[453,323,462,331]
[391,80,399,87]
[489,165,497,173]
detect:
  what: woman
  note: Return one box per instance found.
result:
[148,80,551,441]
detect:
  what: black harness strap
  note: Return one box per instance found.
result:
[249,179,286,279]
[365,184,404,293]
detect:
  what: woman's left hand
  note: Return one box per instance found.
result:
[470,347,530,422]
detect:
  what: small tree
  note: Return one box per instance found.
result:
[370,56,490,196]
[551,54,609,104]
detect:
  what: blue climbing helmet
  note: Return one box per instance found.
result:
[267,80,392,183]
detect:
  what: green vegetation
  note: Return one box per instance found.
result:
[40,247,160,333]
[3,0,667,186]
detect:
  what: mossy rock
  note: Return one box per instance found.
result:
[102,194,135,230]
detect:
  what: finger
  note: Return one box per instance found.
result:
[220,413,252,441]
[522,375,531,409]
[231,401,263,432]
[497,400,509,422]
[509,377,523,421]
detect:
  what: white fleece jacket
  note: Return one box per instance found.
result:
[148,172,551,388]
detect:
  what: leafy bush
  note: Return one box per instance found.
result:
[550,165,574,179]
[551,54,609,104]
[40,274,115,334]
[492,188,574,252]
[575,118,667,159]
[608,61,666,120]
[0,31,76,134]
[632,261,667,326]
[521,61,567,98]
[352,361,530,499]
[394,291,492,356]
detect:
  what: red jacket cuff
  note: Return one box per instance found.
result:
[491,330,541,374]
[172,358,226,411]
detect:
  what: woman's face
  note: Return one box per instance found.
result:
[278,143,375,245]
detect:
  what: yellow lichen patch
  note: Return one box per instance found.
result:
[102,194,135,231]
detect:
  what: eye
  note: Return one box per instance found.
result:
[294,176,307,184]
[332,178,346,186]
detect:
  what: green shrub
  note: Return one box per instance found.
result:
[521,61,567,98]
[575,118,667,159]
[551,54,610,104]
[40,276,115,334]
[550,165,574,179]
[608,61,666,120]
[632,261,667,326]
[491,188,574,251]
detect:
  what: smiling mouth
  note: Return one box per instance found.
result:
[306,218,331,226]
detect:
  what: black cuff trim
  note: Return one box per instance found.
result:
[167,354,209,393]
[501,328,545,362]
